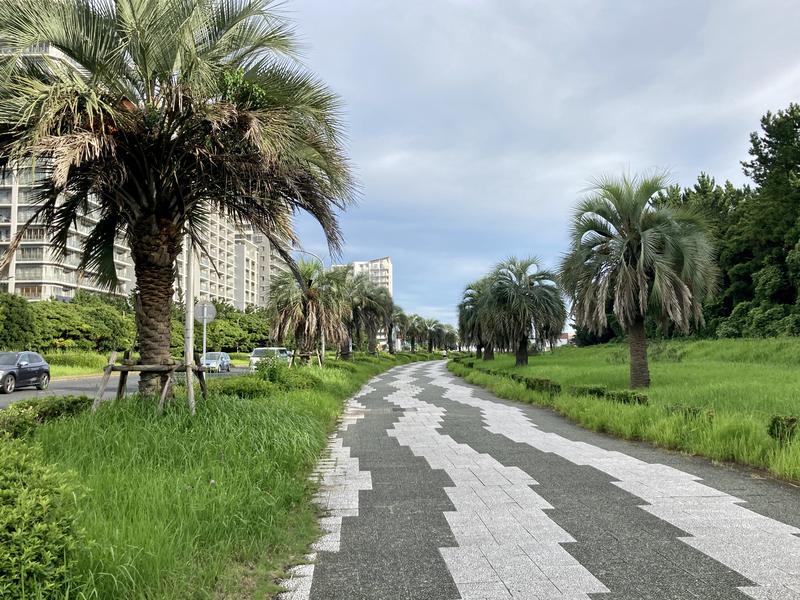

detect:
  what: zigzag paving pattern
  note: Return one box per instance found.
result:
[280,362,800,600]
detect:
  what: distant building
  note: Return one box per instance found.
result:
[351,256,393,297]
[251,233,290,308]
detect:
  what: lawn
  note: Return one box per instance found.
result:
[7,352,438,599]
[449,338,800,481]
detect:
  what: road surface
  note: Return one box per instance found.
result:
[280,361,800,600]
[0,367,246,409]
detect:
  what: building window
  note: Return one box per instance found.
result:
[16,284,42,298]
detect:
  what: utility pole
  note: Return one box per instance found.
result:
[184,239,195,415]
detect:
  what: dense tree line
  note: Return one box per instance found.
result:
[0,291,271,355]
[573,103,800,346]
[267,261,455,361]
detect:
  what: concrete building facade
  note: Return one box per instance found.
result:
[351,256,393,297]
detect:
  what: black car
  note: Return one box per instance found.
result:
[0,351,50,394]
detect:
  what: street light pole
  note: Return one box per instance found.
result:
[295,249,326,365]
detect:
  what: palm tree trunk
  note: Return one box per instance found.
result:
[368,333,377,355]
[427,336,433,353]
[131,225,181,396]
[340,335,352,361]
[410,338,416,352]
[515,336,528,366]
[483,344,495,361]
[387,323,395,354]
[475,343,484,360]
[628,317,650,388]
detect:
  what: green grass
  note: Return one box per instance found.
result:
[449,338,800,481]
[31,352,437,599]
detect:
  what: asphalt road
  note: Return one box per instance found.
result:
[280,361,800,600]
[0,367,247,409]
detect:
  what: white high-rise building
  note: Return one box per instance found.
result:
[0,164,135,300]
[251,233,290,308]
[351,256,393,297]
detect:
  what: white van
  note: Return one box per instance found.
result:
[249,347,291,371]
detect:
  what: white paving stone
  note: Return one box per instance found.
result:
[425,362,800,600]
[277,379,376,600]
[386,364,609,600]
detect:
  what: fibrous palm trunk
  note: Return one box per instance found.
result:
[387,323,395,354]
[515,336,528,366]
[475,343,484,360]
[410,338,416,352]
[427,337,433,353]
[628,317,650,388]
[131,222,181,396]
[483,344,495,361]
[367,326,378,355]
[340,333,352,361]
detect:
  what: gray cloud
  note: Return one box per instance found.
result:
[290,0,800,324]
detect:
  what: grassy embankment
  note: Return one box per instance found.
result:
[449,338,800,481]
[8,351,436,599]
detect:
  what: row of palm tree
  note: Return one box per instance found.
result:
[458,258,567,367]
[459,172,717,388]
[268,261,453,360]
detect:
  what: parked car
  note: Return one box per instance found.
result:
[0,351,50,393]
[201,352,232,372]
[249,347,291,371]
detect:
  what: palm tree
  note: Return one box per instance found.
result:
[387,306,408,354]
[269,261,348,361]
[364,285,392,355]
[0,0,353,394]
[560,172,718,387]
[458,277,491,359]
[488,257,566,366]
[340,272,382,359]
[423,318,443,353]
[406,314,426,352]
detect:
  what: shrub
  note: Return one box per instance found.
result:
[207,376,278,399]
[768,415,798,443]
[568,385,608,398]
[0,438,85,598]
[255,357,321,390]
[664,404,715,421]
[567,384,647,405]
[0,396,92,438]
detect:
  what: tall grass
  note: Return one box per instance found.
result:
[33,354,434,599]
[449,338,800,481]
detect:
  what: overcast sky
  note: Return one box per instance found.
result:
[289,0,800,325]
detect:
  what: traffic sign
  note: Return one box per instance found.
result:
[194,301,216,324]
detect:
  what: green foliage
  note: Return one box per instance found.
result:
[768,416,798,444]
[0,395,92,437]
[0,437,85,598]
[0,292,35,350]
[206,376,278,399]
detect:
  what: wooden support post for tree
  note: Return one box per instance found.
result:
[194,352,208,403]
[92,351,118,412]
[116,350,132,401]
[156,370,174,415]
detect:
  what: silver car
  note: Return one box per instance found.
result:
[201,352,232,372]
[249,347,290,371]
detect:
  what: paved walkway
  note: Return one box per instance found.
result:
[280,362,800,600]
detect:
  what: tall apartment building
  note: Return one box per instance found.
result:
[0,164,135,300]
[352,256,393,297]
[250,233,290,308]
[175,219,267,310]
